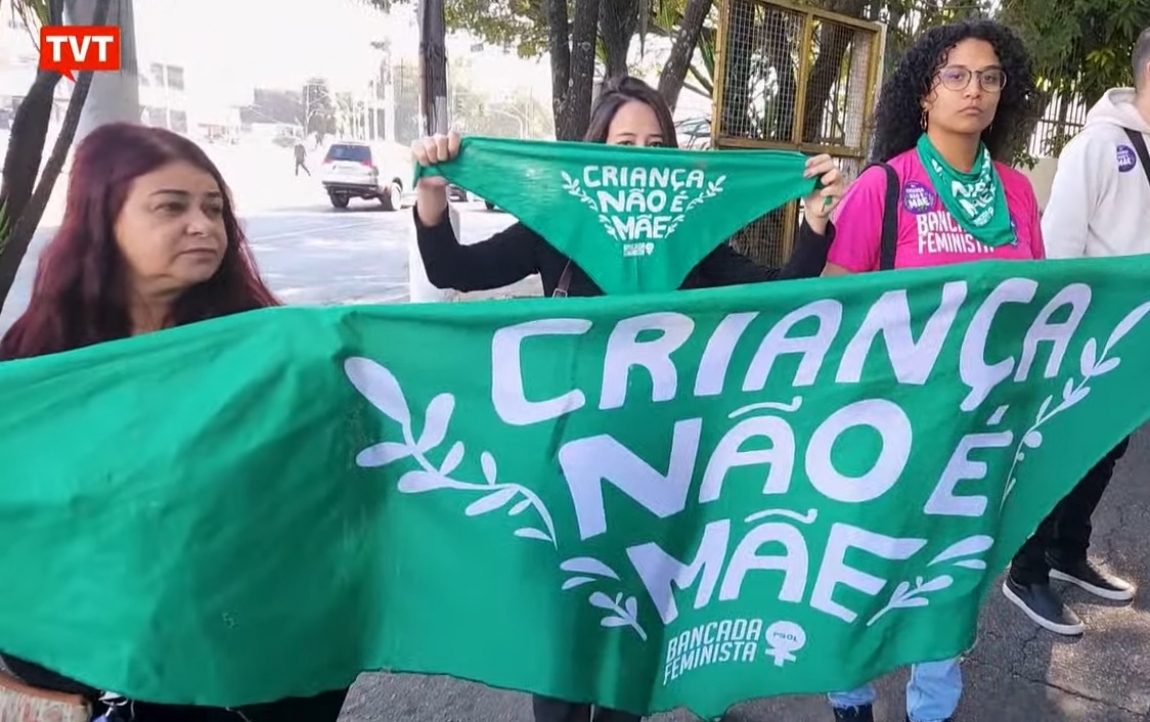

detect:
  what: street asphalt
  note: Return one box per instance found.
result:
[2,142,1145,722]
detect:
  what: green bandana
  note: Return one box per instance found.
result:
[916,134,1014,247]
[415,137,818,294]
[1,256,1149,714]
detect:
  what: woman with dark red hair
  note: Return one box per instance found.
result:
[0,123,349,721]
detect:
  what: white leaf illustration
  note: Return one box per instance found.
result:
[397,470,452,493]
[439,441,465,475]
[892,581,911,600]
[1062,378,1075,401]
[465,487,518,516]
[625,596,638,618]
[1094,357,1120,375]
[928,536,994,565]
[514,527,552,541]
[898,597,930,609]
[509,499,531,516]
[560,557,620,580]
[355,441,411,468]
[344,357,411,426]
[1037,396,1053,421]
[601,617,630,629]
[1104,300,1150,354]
[1068,387,1091,406]
[417,394,455,452]
[560,170,573,184]
[588,592,616,611]
[954,559,987,570]
[1080,338,1098,378]
[918,575,954,593]
[481,452,498,484]
[561,576,597,590]
[1022,430,1043,449]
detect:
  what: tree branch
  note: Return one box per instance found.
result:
[658,0,713,112]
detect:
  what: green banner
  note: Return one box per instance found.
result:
[1,257,1148,717]
[415,137,817,295]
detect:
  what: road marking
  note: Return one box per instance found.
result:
[248,218,385,243]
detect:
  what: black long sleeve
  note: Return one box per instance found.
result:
[693,220,835,288]
[412,205,541,292]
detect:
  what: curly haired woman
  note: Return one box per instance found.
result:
[822,19,1041,722]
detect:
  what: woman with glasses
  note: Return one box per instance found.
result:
[821,19,1041,722]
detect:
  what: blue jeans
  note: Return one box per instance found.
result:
[828,658,962,722]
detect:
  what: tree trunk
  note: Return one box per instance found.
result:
[658,0,713,113]
[65,0,140,142]
[599,0,638,80]
[800,0,866,143]
[418,0,449,134]
[0,70,61,248]
[549,0,600,141]
[0,0,108,313]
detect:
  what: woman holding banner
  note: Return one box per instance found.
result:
[821,19,1041,722]
[0,123,349,721]
[410,75,843,722]
[410,75,844,300]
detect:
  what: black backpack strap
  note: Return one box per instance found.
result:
[863,162,900,271]
[1122,128,1150,188]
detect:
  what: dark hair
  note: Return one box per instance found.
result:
[1134,27,1150,88]
[0,123,280,360]
[870,19,1036,163]
[583,76,679,148]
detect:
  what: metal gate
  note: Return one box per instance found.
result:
[712,0,885,266]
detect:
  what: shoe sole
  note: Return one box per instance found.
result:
[1049,570,1136,601]
[1001,581,1085,636]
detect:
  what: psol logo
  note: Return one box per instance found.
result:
[1117,145,1137,173]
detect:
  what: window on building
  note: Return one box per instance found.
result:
[166,66,185,91]
[151,63,165,88]
[170,110,188,134]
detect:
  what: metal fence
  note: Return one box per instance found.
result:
[1029,93,1090,159]
[713,0,885,268]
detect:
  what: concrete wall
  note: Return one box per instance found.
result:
[1016,157,1060,212]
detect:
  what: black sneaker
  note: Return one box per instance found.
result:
[1047,554,1136,601]
[1002,576,1084,635]
[833,705,874,722]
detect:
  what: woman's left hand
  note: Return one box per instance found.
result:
[802,154,844,235]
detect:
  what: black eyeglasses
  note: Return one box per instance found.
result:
[936,66,1008,93]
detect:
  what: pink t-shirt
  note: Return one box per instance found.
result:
[828,148,1045,272]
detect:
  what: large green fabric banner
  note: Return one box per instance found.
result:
[1,257,1149,717]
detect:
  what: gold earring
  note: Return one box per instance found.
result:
[920,109,929,131]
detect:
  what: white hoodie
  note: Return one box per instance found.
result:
[1042,88,1150,259]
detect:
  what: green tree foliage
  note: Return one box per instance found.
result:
[1000,0,1150,156]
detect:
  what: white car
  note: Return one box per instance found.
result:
[319,140,411,211]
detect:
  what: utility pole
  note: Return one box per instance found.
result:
[410,0,456,302]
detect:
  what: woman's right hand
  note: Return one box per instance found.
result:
[411,132,461,189]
